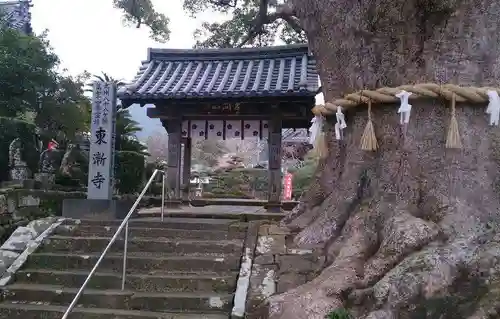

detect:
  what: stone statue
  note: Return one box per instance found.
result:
[34,127,43,153]
[9,138,22,167]
[39,149,56,174]
[8,138,29,181]
[59,143,75,176]
[35,148,57,188]
[59,143,87,184]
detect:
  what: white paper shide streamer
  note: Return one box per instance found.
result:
[396,90,412,124]
[486,90,500,126]
[308,115,324,145]
[335,106,347,140]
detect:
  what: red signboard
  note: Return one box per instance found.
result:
[283,173,293,200]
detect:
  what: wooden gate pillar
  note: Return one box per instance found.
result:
[267,107,282,212]
[182,137,192,202]
[164,119,182,207]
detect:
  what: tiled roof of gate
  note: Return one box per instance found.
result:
[117,44,319,100]
[0,0,32,34]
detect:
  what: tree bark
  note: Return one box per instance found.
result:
[261,0,500,318]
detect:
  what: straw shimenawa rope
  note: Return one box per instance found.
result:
[312,83,498,116]
[311,83,498,151]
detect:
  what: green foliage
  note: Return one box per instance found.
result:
[116,109,147,154]
[0,117,39,182]
[144,161,158,179]
[288,154,318,198]
[144,162,164,196]
[35,72,92,142]
[188,0,306,48]
[193,7,275,48]
[90,72,126,87]
[54,173,81,187]
[0,28,58,117]
[115,0,305,47]
[113,0,170,42]
[205,168,269,199]
[116,151,146,194]
[0,27,91,143]
[325,309,352,319]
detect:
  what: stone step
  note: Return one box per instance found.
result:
[63,218,247,232]
[14,269,237,293]
[54,224,246,240]
[40,236,243,255]
[0,303,229,319]
[26,253,241,273]
[1,284,233,313]
[138,209,286,222]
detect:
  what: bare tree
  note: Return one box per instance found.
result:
[224,138,264,167]
[145,131,168,163]
[192,139,227,167]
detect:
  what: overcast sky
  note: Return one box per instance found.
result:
[30,0,222,80]
[30,0,221,138]
[29,0,322,139]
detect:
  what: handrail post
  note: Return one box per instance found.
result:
[161,171,165,222]
[121,220,129,290]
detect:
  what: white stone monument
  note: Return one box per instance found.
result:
[87,81,117,200]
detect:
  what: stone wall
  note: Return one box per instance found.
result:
[0,188,84,244]
[246,222,324,314]
[0,187,165,219]
[0,188,86,215]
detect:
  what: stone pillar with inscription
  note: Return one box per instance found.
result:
[267,107,283,212]
[182,137,192,202]
[87,81,116,200]
[62,81,129,220]
[164,118,182,207]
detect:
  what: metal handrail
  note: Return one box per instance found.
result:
[61,168,167,318]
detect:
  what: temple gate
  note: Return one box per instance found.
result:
[117,44,319,210]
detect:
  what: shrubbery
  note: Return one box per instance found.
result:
[325,309,352,319]
[288,154,318,199]
[205,168,269,199]
[115,151,145,194]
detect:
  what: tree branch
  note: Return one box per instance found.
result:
[238,0,303,47]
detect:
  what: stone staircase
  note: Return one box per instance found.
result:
[0,217,247,318]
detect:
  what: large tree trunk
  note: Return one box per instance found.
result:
[263,0,500,318]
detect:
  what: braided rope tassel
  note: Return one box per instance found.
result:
[314,130,328,158]
[446,93,462,149]
[309,112,328,159]
[360,100,378,151]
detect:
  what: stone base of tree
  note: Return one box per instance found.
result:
[246,222,324,318]
[261,99,500,318]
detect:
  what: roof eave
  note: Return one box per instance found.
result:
[117,90,318,101]
[147,44,310,62]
